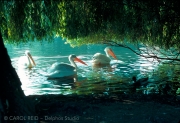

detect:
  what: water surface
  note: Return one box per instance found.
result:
[5,38,160,95]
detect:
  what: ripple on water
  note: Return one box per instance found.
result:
[10,53,160,96]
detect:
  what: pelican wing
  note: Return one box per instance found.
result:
[46,62,76,79]
[46,70,76,78]
[92,53,111,64]
[48,62,75,72]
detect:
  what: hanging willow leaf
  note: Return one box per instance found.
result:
[0,0,180,51]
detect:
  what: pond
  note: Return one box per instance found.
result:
[5,37,179,96]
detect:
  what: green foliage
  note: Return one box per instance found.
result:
[0,0,180,50]
[153,63,180,83]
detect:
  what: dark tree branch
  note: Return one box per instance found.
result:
[103,40,180,63]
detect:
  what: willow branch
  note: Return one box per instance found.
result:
[103,40,180,62]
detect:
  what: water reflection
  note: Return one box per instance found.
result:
[5,37,162,96]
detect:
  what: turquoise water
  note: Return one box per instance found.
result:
[5,37,160,96]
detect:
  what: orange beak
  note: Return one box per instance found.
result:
[74,57,88,66]
[108,49,117,60]
[27,53,36,66]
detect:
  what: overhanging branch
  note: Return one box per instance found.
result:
[103,40,180,63]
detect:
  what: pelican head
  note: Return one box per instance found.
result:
[104,47,117,60]
[69,54,87,66]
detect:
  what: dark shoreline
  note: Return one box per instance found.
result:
[27,94,180,123]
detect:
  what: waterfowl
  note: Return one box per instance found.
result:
[18,50,36,69]
[92,47,117,69]
[132,76,149,87]
[45,54,87,81]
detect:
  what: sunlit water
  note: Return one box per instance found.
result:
[5,38,162,96]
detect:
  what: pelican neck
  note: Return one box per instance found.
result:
[105,49,111,58]
[26,53,32,67]
[69,56,77,69]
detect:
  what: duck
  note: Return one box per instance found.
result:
[132,76,149,87]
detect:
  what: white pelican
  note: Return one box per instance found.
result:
[18,50,36,69]
[45,54,87,81]
[92,47,117,69]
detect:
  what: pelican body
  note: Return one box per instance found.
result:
[18,50,36,69]
[46,54,87,81]
[92,47,117,69]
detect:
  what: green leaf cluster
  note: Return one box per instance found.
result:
[0,0,180,50]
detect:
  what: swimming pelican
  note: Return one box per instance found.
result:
[45,54,87,81]
[92,47,117,69]
[18,50,36,69]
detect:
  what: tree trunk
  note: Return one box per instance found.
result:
[0,33,38,123]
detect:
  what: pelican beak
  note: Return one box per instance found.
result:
[27,53,36,66]
[74,57,88,66]
[108,49,118,60]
